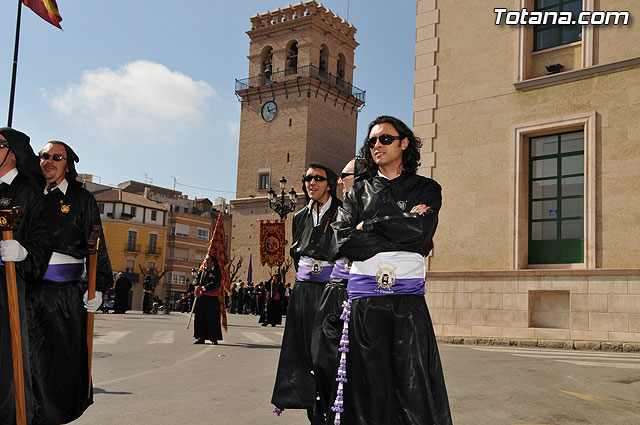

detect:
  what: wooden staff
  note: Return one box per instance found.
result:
[0,206,26,425]
[86,225,101,398]
[186,293,198,329]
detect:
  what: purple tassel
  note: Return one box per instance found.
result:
[272,407,282,416]
[332,299,352,425]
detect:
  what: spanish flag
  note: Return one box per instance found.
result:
[23,0,63,29]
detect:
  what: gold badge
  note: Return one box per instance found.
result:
[310,260,324,274]
[61,204,71,213]
[376,265,397,290]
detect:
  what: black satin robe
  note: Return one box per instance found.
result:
[194,261,223,342]
[271,198,341,413]
[331,172,452,425]
[27,181,112,425]
[0,172,51,425]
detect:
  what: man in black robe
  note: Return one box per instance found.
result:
[193,254,223,345]
[142,275,154,313]
[332,116,452,425]
[261,274,283,327]
[0,128,51,425]
[113,272,132,314]
[28,140,112,425]
[271,163,341,419]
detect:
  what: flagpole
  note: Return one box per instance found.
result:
[7,0,23,127]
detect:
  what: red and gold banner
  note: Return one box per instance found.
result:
[203,211,231,331]
[259,219,286,268]
[23,0,63,29]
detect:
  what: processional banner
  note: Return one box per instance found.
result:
[259,219,286,268]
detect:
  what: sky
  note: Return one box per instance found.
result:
[0,0,416,201]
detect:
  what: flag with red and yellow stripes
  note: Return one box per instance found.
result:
[23,0,63,29]
[201,211,231,331]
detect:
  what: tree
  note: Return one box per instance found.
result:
[138,265,166,290]
[228,254,244,284]
[268,257,293,283]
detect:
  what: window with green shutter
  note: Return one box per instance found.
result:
[529,131,584,264]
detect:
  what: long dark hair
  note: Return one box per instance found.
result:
[357,115,422,178]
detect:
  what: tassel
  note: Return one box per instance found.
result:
[331,299,352,425]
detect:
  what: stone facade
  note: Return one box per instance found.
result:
[415,0,640,342]
[231,0,364,284]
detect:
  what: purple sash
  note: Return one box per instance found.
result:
[296,264,333,282]
[42,263,84,283]
[347,273,425,300]
[330,261,351,280]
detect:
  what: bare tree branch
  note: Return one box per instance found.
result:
[228,254,244,284]
[138,265,166,289]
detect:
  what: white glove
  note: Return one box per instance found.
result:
[0,240,28,262]
[84,291,103,313]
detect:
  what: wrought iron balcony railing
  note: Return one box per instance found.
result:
[125,244,141,253]
[235,64,365,103]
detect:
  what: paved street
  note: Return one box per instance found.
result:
[72,311,640,425]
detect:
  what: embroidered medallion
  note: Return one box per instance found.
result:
[375,264,397,290]
[396,200,407,211]
[0,197,10,207]
[310,260,324,275]
[61,204,71,213]
[343,260,353,273]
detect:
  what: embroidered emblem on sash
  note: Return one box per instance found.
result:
[344,261,352,273]
[310,260,324,275]
[375,263,397,291]
[61,204,71,213]
[396,201,407,211]
[0,197,10,207]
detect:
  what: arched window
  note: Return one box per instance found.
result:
[319,44,329,77]
[337,53,346,81]
[261,46,273,85]
[286,41,298,75]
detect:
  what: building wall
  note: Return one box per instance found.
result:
[101,219,167,310]
[414,0,640,342]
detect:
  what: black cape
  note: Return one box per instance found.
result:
[0,172,51,425]
[27,180,113,425]
[271,197,341,412]
[331,172,452,425]
[194,261,222,342]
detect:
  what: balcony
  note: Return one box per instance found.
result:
[125,244,141,253]
[235,64,365,103]
[147,246,160,255]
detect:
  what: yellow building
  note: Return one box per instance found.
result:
[414,1,639,345]
[94,188,168,311]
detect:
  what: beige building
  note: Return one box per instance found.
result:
[414,0,640,345]
[94,189,168,311]
[231,1,365,283]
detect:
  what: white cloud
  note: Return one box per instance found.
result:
[227,122,240,137]
[42,60,216,144]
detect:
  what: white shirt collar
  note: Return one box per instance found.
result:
[377,169,401,181]
[44,178,68,195]
[0,168,18,185]
[308,196,332,227]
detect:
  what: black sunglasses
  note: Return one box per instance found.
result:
[303,175,327,183]
[340,172,354,179]
[367,134,403,149]
[0,140,9,149]
[39,152,67,162]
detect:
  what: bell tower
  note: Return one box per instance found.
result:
[230,0,365,283]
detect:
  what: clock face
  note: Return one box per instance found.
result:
[261,101,277,122]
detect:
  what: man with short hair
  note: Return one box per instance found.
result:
[332,116,452,424]
[0,128,51,424]
[28,140,112,425]
[271,164,341,419]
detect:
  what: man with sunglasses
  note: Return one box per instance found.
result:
[0,128,51,424]
[27,140,112,425]
[332,116,452,425]
[271,163,341,421]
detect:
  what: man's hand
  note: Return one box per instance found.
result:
[355,221,364,231]
[195,285,203,298]
[410,204,431,215]
[0,240,28,262]
[83,291,103,312]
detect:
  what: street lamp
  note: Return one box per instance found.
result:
[267,176,297,219]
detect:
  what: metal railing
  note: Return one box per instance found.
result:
[235,64,365,103]
[125,244,141,253]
